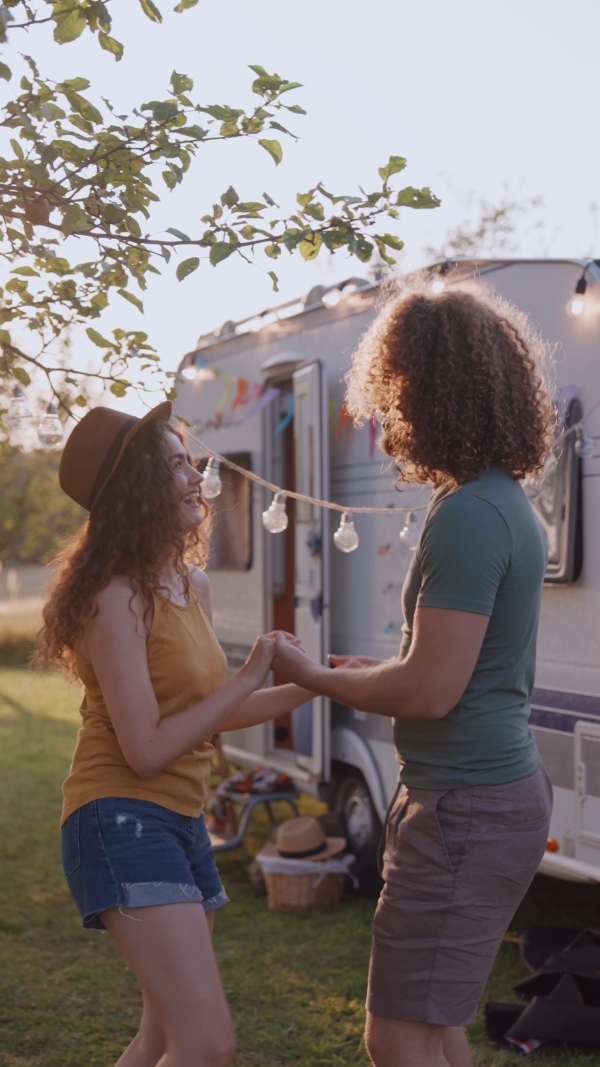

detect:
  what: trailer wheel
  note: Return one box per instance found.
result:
[329,769,383,894]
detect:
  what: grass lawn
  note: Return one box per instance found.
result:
[1,666,599,1067]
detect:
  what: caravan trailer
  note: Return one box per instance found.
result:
[175,259,600,886]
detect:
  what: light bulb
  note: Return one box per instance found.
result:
[333,512,359,553]
[7,385,34,431]
[201,458,222,499]
[574,424,595,460]
[181,365,197,381]
[262,493,289,533]
[399,511,421,551]
[38,402,63,450]
[431,278,445,294]
[322,289,341,308]
[566,275,587,317]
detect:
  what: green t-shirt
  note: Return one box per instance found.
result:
[394,466,547,789]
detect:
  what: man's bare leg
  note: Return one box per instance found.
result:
[365,1013,449,1067]
[443,1027,473,1067]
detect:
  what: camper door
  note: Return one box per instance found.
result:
[292,362,331,779]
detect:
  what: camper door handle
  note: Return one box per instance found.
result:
[310,593,323,622]
[305,529,322,556]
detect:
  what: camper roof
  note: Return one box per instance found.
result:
[178,257,600,374]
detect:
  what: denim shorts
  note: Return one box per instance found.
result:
[62,798,228,930]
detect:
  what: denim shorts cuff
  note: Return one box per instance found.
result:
[202,888,229,913]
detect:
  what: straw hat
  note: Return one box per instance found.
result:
[259,816,346,862]
[59,401,172,511]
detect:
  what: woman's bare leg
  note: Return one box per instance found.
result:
[115,991,165,1067]
[102,903,235,1067]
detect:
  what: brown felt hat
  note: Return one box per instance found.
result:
[258,816,347,862]
[59,400,172,511]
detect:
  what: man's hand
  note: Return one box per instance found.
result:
[273,631,320,688]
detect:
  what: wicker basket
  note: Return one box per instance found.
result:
[264,869,345,911]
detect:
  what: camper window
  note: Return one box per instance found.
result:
[207,452,252,571]
[531,397,583,585]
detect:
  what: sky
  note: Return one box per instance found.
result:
[3,0,599,412]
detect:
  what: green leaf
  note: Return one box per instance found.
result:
[377,233,404,251]
[258,139,283,166]
[118,289,144,312]
[62,90,103,125]
[265,244,281,259]
[166,227,191,241]
[219,121,239,137]
[13,367,31,386]
[209,242,237,266]
[86,327,112,348]
[61,204,90,237]
[10,138,23,160]
[199,105,243,122]
[110,380,129,397]
[0,62,11,82]
[41,101,67,121]
[174,0,200,8]
[99,34,124,60]
[138,0,163,22]
[61,77,90,90]
[73,395,87,407]
[299,233,322,261]
[221,186,239,208]
[11,266,39,277]
[352,238,373,263]
[126,216,142,237]
[171,71,193,95]
[162,170,177,190]
[378,156,407,182]
[396,186,441,209]
[52,0,87,43]
[176,257,200,280]
[268,270,279,292]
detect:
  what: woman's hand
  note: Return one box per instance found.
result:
[242,633,277,689]
[328,654,386,669]
[273,631,321,688]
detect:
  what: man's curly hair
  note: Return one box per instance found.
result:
[344,281,556,487]
[34,418,211,675]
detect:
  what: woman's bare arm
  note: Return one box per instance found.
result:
[219,683,315,732]
[84,580,274,778]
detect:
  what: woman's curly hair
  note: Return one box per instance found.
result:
[34,418,210,675]
[344,279,556,487]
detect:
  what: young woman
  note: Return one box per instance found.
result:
[272,285,556,1067]
[36,401,311,1067]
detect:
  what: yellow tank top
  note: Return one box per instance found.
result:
[61,587,228,826]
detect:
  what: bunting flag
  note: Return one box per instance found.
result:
[369,417,378,458]
[216,372,235,413]
[274,394,294,435]
[231,377,249,410]
[244,385,281,422]
[333,402,353,440]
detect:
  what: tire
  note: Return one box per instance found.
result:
[329,768,383,894]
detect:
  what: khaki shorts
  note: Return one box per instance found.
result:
[367,762,552,1027]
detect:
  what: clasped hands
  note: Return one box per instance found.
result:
[244,629,383,689]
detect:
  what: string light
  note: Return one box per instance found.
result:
[333,512,360,553]
[37,402,63,450]
[431,261,451,294]
[7,385,34,431]
[262,493,289,533]
[566,270,588,317]
[574,423,595,459]
[399,511,421,551]
[201,457,223,499]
